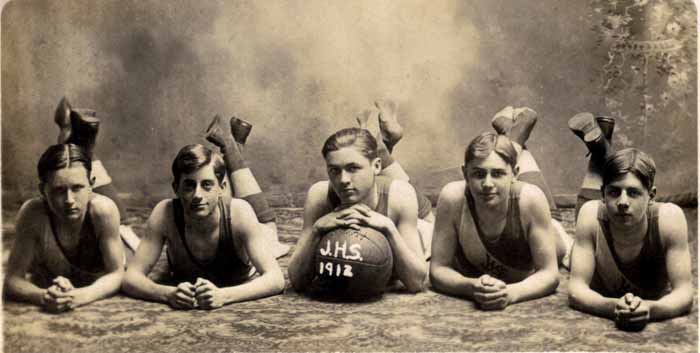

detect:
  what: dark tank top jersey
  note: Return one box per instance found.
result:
[31,200,107,287]
[454,181,534,275]
[167,198,253,287]
[591,202,668,299]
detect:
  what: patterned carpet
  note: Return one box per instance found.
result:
[3,207,698,353]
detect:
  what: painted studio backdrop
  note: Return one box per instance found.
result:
[2,0,696,206]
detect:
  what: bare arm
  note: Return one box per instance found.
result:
[122,200,178,304]
[288,182,333,292]
[568,201,619,318]
[429,182,481,297]
[197,200,285,307]
[4,200,48,305]
[67,195,125,307]
[646,203,693,320]
[504,185,560,303]
[385,180,428,292]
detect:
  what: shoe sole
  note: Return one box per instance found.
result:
[568,112,601,142]
[230,117,252,145]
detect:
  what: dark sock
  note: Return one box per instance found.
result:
[243,193,276,223]
[376,138,395,169]
[221,145,247,172]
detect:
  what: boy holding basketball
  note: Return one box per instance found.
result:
[289,102,431,295]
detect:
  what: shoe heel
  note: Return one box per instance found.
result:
[230,117,252,145]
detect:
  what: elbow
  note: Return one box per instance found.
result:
[567,284,584,310]
[287,267,307,294]
[428,269,446,294]
[678,285,695,314]
[403,279,425,294]
[404,270,427,293]
[269,270,286,294]
[546,271,560,294]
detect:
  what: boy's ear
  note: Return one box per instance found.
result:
[649,186,657,200]
[172,181,178,194]
[372,157,382,175]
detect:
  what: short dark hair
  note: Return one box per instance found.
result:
[37,144,92,184]
[171,144,226,187]
[321,127,378,160]
[602,148,656,191]
[464,132,518,169]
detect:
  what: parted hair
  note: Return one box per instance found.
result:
[37,144,92,184]
[171,144,227,187]
[464,131,518,169]
[322,127,378,160]
[602,148,656,191]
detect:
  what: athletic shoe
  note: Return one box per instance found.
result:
[510,107,538,147]
[230,116,252,146]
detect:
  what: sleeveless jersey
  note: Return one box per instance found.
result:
[165,198,255,286]
[454,181,535,283]
[30,200,107,287]
[591,201,669,299]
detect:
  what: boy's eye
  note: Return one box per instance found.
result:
[607,189,621,197]
[472,170,486,178]
[628,189,642,197]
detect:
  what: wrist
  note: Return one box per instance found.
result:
[645,300,657,320]
[157,284,176,303]
[35,289,48,306]
[381,221,399,238]
[218,287,235,305]
[505,285,518,304]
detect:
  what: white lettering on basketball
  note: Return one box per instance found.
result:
[347,244,363,261]
[319,240,332,256]
[333,241,348,258]
[320,239,364,261]
[318,261,355,278]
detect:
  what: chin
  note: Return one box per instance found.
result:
[340,197,359,206]
[479,196,502,207]
[189,208,213,218]
[64,213,83,221]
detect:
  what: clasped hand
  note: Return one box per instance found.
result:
[42,276,89,313]
[313,204,392,235]
[167,278,225,310]
[614,292,650,331]
[473,274,510,310]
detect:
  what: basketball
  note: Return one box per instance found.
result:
[311,226,394,300]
